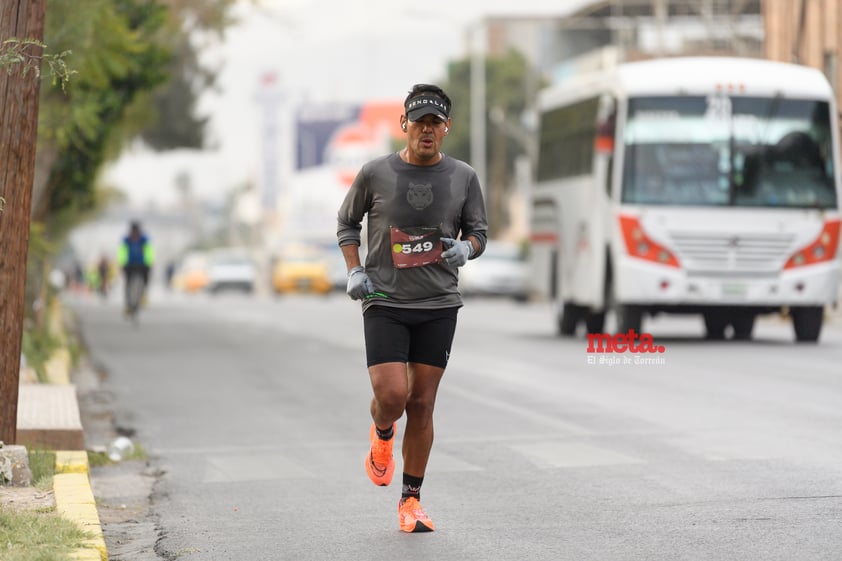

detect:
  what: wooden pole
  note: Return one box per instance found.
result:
[0,0,46,445]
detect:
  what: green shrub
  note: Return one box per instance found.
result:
[21,328,61,383]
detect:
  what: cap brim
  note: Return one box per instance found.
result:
[407,106,448,122]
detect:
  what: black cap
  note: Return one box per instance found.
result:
[405,94,450,122]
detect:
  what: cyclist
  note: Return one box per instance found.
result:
[117,221,155,314]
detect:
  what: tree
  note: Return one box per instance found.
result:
[0,0,46,444]
[29,0,234,232]
[139,0,235,150]
[32,0,171,228]
[441,48,544,238]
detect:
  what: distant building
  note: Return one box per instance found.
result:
[477,1,839,114]
[764,0,841,99]
[477,1,764,83]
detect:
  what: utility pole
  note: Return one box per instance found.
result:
[470,22,487,193]
[0,0,47,444]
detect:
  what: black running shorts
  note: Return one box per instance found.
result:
[363,306,459,368]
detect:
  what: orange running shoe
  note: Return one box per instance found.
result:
[365,423,395,486]
[398,497,435,533]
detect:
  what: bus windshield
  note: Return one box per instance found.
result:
[622,96,837,208]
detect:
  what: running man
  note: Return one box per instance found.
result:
[337,83,488,532]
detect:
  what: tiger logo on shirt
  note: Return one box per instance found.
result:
[406,182,434,210]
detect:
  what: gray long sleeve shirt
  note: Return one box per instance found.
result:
[337,152,488,311]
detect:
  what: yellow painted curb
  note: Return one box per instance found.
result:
[54,473,94,504]
[69,549,103,561]
[54,452,108,561]
[45,347,72,385]
[56,450,90,474]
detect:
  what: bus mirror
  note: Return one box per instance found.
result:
[596,95,616,154]
[595,119,615,153]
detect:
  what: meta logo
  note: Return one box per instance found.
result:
[586,330,666,353]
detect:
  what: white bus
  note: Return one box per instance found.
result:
[530,57,841,342]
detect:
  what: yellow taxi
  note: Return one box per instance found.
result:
[271,245,333,295]
[172,252,210,293]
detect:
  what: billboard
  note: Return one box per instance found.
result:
[295,100,404,175]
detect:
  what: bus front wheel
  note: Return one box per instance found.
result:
[731,312,756,340]
[703,311,728,340]
[791,306,824,343]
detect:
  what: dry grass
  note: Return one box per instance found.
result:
[0,505,92,561]
[0,448,90,561]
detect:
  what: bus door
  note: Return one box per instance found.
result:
[530,199,561,300]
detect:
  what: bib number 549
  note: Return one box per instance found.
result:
[397,241,434,254]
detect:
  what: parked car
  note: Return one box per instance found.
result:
[459,240,529,302]
[271,245,333,295]
[172,252,210,293]
[325,245,350,291]
[206,250,257,294]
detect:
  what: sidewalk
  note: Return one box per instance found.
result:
[16,383,84,450]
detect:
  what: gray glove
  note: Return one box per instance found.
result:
[441,237,474,267]
[346,266,374,300]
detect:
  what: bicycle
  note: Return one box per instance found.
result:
[125,268,146,324]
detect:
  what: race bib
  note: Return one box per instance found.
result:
[390,226,443,269]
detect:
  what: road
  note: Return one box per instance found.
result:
[68,291,842,561]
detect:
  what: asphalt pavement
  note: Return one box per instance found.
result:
[68,290,842,561]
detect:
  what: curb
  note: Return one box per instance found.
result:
[54,450,108,561]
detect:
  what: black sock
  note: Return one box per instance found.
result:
[375,424,394,440]
[401,473,424,502]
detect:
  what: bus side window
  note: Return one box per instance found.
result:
[537,98,600,182]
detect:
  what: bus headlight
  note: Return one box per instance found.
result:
[618,214,680,268]
[784,220,840,269]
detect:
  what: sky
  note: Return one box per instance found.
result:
[104,0,589,208]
